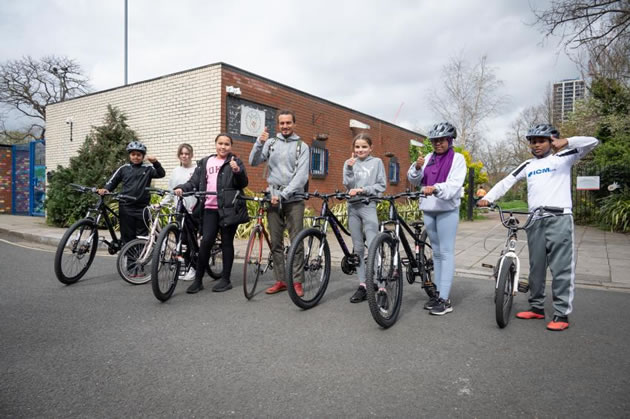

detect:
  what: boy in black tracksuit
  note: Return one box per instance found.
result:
[98,141,165,244]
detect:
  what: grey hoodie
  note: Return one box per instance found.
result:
[249,133,310,202]
[343,155,386,205]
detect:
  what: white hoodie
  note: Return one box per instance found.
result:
[407,152,467,212]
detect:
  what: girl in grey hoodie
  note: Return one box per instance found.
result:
[343,133,386,303]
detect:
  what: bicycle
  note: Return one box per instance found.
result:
[365,191,436,328]
[115,188,176,285]
[150,191,223,302]
[481,204,565,328]
[54,184,137,285]
[285,191,363,309]
[235,191,290,300]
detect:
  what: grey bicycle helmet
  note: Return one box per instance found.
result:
[526,124,559,141]
[126,141,147,154]
[428,122,457,140]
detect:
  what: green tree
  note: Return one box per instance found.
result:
[46,105,136,226]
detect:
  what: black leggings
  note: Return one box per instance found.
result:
[195,209,237,281]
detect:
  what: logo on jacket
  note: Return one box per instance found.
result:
[527,167,555,178]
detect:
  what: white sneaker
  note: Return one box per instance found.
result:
[180,267,196,281]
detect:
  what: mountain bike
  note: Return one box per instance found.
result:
[482,204,565,328]
[54,184,135,285]
[285,191,362,309]
[150,191,222,301]
[235,191,290,300]
[115,188,176,285]
[365,191,436,328]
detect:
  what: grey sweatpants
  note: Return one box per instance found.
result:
[348,203,379,283]
[526,215,576,317]
[267,200,305,284]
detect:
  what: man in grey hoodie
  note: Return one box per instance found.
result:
[249,110,310,296]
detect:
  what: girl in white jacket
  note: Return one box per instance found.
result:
[408,122,467,316]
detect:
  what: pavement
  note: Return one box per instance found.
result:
[1,211,629,291]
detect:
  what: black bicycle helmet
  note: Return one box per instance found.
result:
[428,122,457,140]
[126,141,147,154]
[526,124,560,141]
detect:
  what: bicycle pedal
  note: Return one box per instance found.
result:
[518,281,529,293]
[481,263,494,269]
[401,258,410,266]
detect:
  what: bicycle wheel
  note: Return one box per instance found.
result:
[151,224,180,302]
[286,228,330,310]
[419,230,437,298]
[366,233,403,328]
[117,238,152,285]
[495,257,516,328]
[207,243,223,279]
[243,227,264,299]
[54,218,98,285]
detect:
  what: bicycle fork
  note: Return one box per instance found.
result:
[495,253,521,296]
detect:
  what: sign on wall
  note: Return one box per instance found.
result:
[226,97,276,142]
[576,176,600,190]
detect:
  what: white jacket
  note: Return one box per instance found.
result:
[407,152,467,212]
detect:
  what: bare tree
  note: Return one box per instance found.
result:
[0,56,90,141]
[532,0,630,64]
[427,55,507,157]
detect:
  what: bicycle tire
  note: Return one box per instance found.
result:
[286,228,330,310]
[366,233,403,328]
[54,218,99,285]
[151,224,180,302]
[495,257,516,328]
[207,243,223,279]
[419,229,437,298]
[117,238,151,285]
[243,227,263,300]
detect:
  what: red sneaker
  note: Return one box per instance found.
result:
[547,316,570,331]
[294,282,304,297]
[516,310,545,319]
[265,281,287,294]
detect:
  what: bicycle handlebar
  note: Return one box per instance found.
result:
[488,204,567,230]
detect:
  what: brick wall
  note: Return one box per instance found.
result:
[0,146,11,213]
[46,65,222,188]
[220,66,423,201]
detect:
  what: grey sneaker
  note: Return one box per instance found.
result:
[423,295,440,310]
[429,298,453,316]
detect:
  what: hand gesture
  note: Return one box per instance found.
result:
[173,188,183,197]
[477,199,489,207]
[422,186,435,196]
[551,137,568,153]
[259,127,270,143]
[146,155,157,163]
[346,153,357,167]
[415,153,425,170]
[229,156,240,173]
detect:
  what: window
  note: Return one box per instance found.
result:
[388,157,400,185]
[310,144,328,178]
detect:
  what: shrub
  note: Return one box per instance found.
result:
[599,189,630,232]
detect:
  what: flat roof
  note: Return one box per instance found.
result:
[48,61,425,138]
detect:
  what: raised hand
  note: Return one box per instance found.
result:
[415,153,425,170]
[146,155,157,163]
[346,153,357,167]
[551,137,568,152]
[259,126,270,143]
[229,156,240,173]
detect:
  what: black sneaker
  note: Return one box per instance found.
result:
[423,294,440,310]
[212,278,232,292]
[429,298,453,316]
[350,286,367,303]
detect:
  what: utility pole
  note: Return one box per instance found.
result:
[124,0,128,85]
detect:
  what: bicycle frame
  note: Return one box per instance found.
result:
[312,194,354,259]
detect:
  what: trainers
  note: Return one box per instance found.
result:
[349,286,367,303]
[212,278,232,292]
[516,308,545,319]
[186,279,204,294]
[265,281,287,294]
[180,267,196,281]
[429,298,453,316]
[547,315,569,331]
[294,282,304,297]
[423,294,440,310]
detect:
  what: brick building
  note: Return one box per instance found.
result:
[46,62,424,204]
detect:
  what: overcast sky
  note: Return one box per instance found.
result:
[1,0,580,142]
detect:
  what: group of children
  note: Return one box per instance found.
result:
[100,113,598,332]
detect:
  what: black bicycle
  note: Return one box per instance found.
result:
[286,191,363,309]
[54,184,135,285]
[365,191,436,328]
[151,191,222,301]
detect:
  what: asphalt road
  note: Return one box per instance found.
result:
[1,235,629,418]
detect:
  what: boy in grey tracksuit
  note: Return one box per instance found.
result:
[343,134,386,303]
[249,111,310,295]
